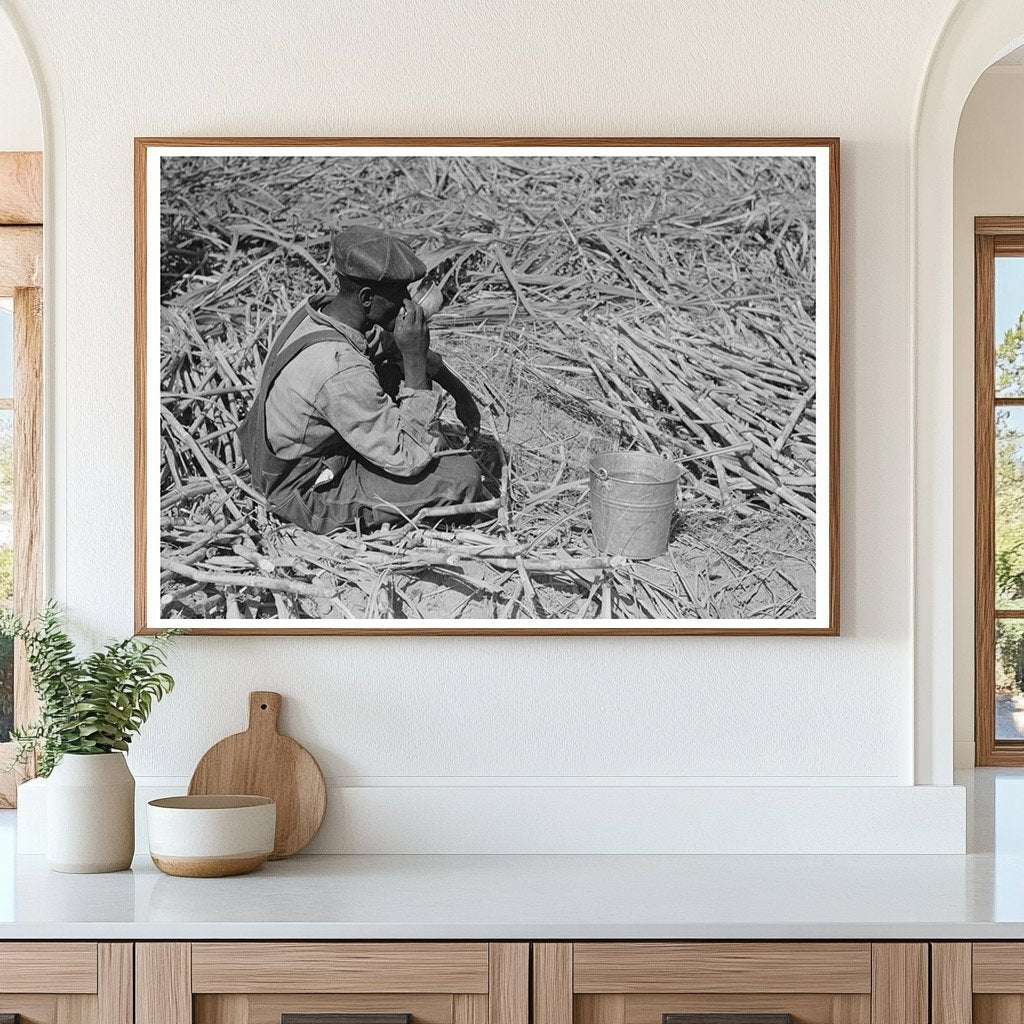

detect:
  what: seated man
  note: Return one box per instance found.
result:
[239,224,483,534]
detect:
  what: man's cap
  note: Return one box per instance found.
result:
[331,225,426,285]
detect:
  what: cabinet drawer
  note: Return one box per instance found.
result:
[0,942,99,994]
[935,942,1024,1024]
[191,943,490,994]
[572,943,872,994]
[0,943,130,1024]
[534,944,926,1024]
[973,944,1024,992]
[139,943,528,1024]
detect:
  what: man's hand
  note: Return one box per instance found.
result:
[392,299,430,390]
[427,354,482,441]
[425,351,444,378]
[453,392,481,441]
[393,299,430,358]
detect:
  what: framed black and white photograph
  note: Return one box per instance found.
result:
[135,137,839,635]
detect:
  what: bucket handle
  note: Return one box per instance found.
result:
[594,457,680,485]
[594,465,680,485]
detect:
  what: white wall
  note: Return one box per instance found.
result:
[1,0,973,851]
[0,9,39,151]
[952,65,1024,767]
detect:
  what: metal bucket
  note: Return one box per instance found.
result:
[589,451,680,559]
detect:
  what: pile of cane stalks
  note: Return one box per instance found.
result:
[159,153,819,621]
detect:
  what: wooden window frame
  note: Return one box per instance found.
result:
[975,217,1024,765]
[0,151,43,806]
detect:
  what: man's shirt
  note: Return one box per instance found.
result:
[263,298,443,477]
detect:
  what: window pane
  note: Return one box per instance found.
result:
[0,305,12,399]
[996,256,1024,397]
[998,620,1024,740]
[0,408,12,742]
[996,407,1024,609]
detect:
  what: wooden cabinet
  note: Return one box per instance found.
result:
[136,944,528,1024]
[0,938,958,1024]
[532,944,928,1024]
[0,943,131,1024]
[932,943,1024,1024]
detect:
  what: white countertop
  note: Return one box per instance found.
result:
[0,849,1020,940]
[0,769,1021,941]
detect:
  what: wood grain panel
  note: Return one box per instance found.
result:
[534,944,572,1024]
[136,943,192,1024]
[192,944,489,994]
[831,996,873,1024]
[133,134,148,634]
[826,130,841,637]
[576,996,625,1024]
[0,943,97,993]
[14,285,42,723]
[194,996,248,1024]
[573,944,872,994]
[0,152,42,225]
[993,237,1024,257]
[931,944,971,1024]
[974,995,1024,1024]
[622,994,870,1024]
[56,993,95,1024]
[0,226,42,295]
[488,944,528,1024]
[0,995,59,1024]
[239,994,453,1024]
[973,944,1024,992]
[976,229,999,766]
[870,945,927,1024]
[977,218,1024,236]
[0,284,43,806]
[453,995,486,1024]
[98,945,132,1024]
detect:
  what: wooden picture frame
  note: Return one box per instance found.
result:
[136,137,840,635]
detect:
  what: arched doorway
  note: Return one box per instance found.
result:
[914,1,1024,785]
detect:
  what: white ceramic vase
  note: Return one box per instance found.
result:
[46,752,135,873]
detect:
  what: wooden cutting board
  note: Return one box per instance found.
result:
[188,691,326,859]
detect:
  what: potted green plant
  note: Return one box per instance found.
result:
[2,603,177,873]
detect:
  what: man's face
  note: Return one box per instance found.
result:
[364,282,409,331]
